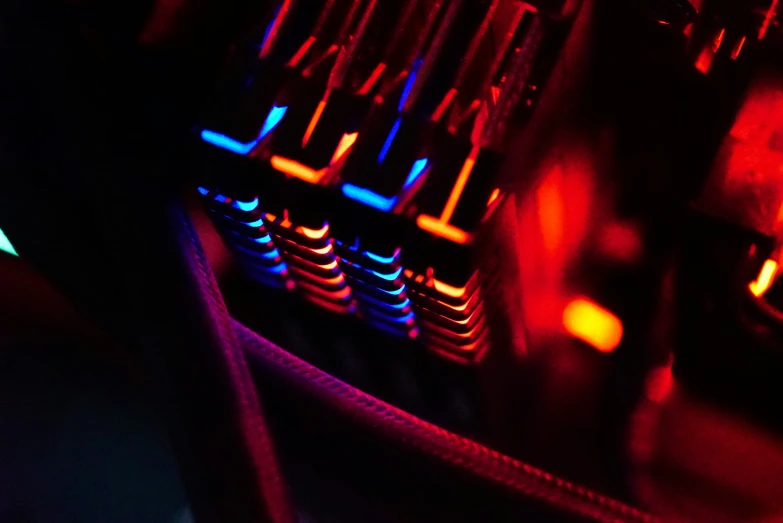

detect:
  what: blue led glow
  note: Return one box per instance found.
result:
[200,130,258,155]
[398,58,423,111]
[215,194,229,203]
[252,234,273,244]
[366,319,409,337]
[378,284,406,296]
[365,251,396,264]
[377,116,402,164]
[261,249,282,260]
[234,243,281,261]
[260,6,282,50]
[403,158,428,191]
[265,261,288,274]
[243,217,265,227]
[197,186,209,196]
[232,197,259,212]
[342,184,397,212]
[259,105,288,140]
[200,105,288,155]
[370,266,403,281]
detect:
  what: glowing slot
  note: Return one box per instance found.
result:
[270,156,325,184]
[562,298,623,353]
[398,59,423,111]
[342,184,397,212]
[749,259,778,297]
[302,99,327,147]
[378,117,402,163]
[330,132,359,165]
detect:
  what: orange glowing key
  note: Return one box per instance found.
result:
[563,298,623,353]
[749,259,778,297]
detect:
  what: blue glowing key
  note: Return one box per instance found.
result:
[342,184,397,212]
[197,186,209,196]
[200,105,288,155]
[403,158,428,190]
[258,105,288,140]
[200,130,258,155]
[242,217,265,227]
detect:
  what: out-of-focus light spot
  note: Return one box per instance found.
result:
[694,45,714,74]
[342,184,397,211]
[487,188,500,206]
[749,259,778,297]
[197,186,209,196]
[598,221,642,263]
[563,297,623,353]
[330,132,359,165]
[645,358,674,403]
[537,165,564,254]
[0,228,18,256]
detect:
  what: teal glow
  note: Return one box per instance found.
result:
[0,228,17,256]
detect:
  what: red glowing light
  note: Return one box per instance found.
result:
[749,259,778,297]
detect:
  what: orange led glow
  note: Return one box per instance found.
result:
[287,36,316,67]
[562,298,623,353]
[306,244,334,255]
[487,188,500,207]
[297,224,329,239]
[270,156,327,184]
[443,146,479,223]
[302,99,327,147]
[357,63,387,95]
[416,215,472,244]
[749,259,778,297]
[433,279,468,300]
[330,132,359,165]
[415,145,479,244]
